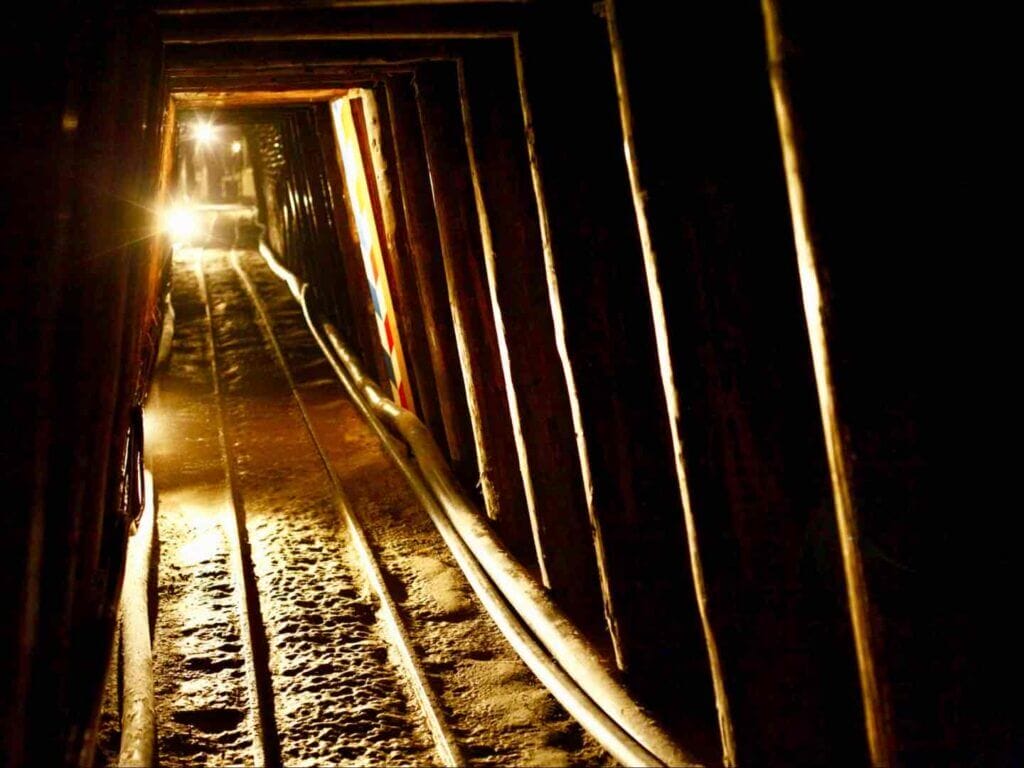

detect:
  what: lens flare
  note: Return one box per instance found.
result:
[161,205,198,243]
[192,121,218,145]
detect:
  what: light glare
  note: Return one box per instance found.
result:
[162,206,198,243]
[230,140,242,154]
[192,121,217,145]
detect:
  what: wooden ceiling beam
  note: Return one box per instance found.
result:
[172,88,353,107]
[166,72,399,92]
[164,39,458,70]
[158,4,522,43]
[166,60,419,76]
[174,104,320,124]
[153,0,531,15]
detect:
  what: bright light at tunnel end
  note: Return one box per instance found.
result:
[161,204,199,244]
[192,120,218,146]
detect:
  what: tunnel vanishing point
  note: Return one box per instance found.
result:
[0,3,1009,767]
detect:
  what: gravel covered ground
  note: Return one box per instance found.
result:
[147,256,257,767]
[239,250,607,767]
[205,251,435,767]
[118,229,610,766]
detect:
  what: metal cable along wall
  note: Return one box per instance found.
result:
[233,94,703,766]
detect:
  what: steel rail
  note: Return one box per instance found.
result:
[230,251,465,767]
[117,469,157,768]
[257,241,699,767]
[197,250,282,768]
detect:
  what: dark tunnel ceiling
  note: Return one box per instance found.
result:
[157,1,578,97]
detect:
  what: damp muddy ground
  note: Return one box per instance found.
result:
[100,238,610,766]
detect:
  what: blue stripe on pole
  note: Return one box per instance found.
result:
[368,280,383,318]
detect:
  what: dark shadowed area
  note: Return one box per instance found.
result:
[1,3,1011,768]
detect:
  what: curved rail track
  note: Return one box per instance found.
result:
[99,223,618,766]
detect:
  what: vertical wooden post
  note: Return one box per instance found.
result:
[760,1,973,763]
[514,6,717,751]
[603,1,874,763]
[298,111,350,325]
[361,87,446,438]
[6,12,169,765]
[313,106,394,389]
[414,61,536,568]
[304,110,359,336]
[383,75,478,489]
[457,42,603,630]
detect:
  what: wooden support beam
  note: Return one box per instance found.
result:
[158,5,522,44]
[456,41,603,631]
[603,2,876,764]
[246,107,392,386]
[171,80,383,95]
[284,115,335,294]
[514,6,717,753]
[296,111,353,329]
[168,63,415,78]
[154,0,532,14]
[382,75,478,487]
[245,120,286,250]
[167,72,391,93]
[361,87,447,439]
[2,10,168,766]
[761,3,988,764]
[413,62,536,567]
[173,89,352,107]
[309,106,396,389]
[164,40,456,72]
[184,105,317,124]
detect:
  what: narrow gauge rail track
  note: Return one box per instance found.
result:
[197,246,282,768]
[230,249,463,767]
[104,231,610,767]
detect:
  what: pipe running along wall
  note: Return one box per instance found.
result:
[256,241,697,767]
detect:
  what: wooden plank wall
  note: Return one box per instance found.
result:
[1,1,992,765]
[1,7,173,767]
[760,2,1005,764]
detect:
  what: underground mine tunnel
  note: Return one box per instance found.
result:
[0,2,1012,767]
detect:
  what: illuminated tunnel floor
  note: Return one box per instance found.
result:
[109,230,605,766]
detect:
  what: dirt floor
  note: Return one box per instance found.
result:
[100,237,610,766]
